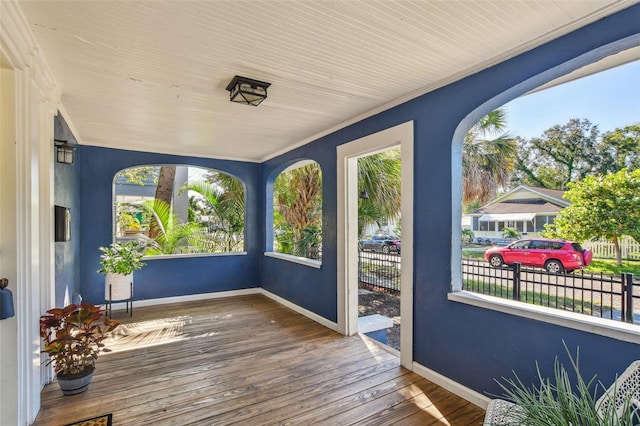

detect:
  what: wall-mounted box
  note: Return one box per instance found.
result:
[55,205,71,242]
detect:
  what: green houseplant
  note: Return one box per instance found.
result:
[98,241,146,276]
[40,302,120,395]
[98,241,146,301]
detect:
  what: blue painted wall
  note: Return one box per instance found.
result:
[54,113,81,306]
[260,4,640,396]
[78,146,261,304]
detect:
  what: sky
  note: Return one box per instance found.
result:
[503,60,640,140]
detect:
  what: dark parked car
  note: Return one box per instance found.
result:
[484,238,592,273]
[359,235,401,254]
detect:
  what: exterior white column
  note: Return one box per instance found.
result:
[1,2,61,423]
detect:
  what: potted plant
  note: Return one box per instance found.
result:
[40,302,120,395]
[119,212,143,236]
[98,241,146,301]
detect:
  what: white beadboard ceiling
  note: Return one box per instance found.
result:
[16,1,639,162]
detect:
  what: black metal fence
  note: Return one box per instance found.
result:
[357,253,639,325]
[358,250,401,293]
[462,258,638,324]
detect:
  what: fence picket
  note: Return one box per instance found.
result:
[582,236,640,261]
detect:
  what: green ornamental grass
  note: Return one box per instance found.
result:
[495,343,638,425]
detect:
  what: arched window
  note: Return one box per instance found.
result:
[272,160,322,261]
[113,165,245,255]
[453,49,639,332]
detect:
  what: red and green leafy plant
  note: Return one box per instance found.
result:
[39,303,120,377]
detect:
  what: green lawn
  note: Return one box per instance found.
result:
[461,249,486,260]
[463,279,611,316]
[585,259,640,276]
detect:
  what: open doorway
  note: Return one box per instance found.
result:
[337,121,414,369]
[357,149,402,351]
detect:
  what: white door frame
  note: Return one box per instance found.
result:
[337,121,414,369]
[2,2,58,423]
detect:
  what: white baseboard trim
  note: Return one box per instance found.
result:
[412,361,491,409]
[106,287,261,311]
[106,287,340,334]
[259,288,339,332]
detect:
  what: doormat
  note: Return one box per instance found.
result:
[64,413,112,426]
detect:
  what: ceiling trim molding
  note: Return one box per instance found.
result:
[79,138,263,163]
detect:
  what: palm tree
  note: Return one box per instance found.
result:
[357,149,401,236]
[150,166,177,239]
[462,109,517,205]
[273,163,322,259]
[139,199,199,255]
[184,174,245,252]
[501,227,521,241]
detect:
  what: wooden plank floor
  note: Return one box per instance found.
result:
[33,295,485,425]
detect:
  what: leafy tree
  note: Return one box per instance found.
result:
[597,124,640,173]
[462,200,482,214]
[513,118,601,190]
[461,229,475,244]
[541,169,640,266]
[115,166,159,186]
[462,109,518,205]
[512,136,566,189]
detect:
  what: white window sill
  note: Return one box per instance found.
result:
[144,252,247,261]
[448,290,640,344]
[264,252,322,269]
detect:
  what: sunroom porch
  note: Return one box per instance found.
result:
[2,2,639,425]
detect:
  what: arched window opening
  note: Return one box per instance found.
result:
[455,52,639,326]
[461,58,639,253]
[272,160,322,261]
[114,165,245,256]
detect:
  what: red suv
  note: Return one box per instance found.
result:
[484,238,593,273]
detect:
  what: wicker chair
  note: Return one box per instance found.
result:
[483,398,524,426]
[483,361,640,425]
[596,360,640,419]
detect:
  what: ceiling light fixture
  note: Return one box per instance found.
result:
[54,139,76,164]
[225,75,271,106]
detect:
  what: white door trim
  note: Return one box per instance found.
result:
[336,121,414,369]
[1,2,59,423]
